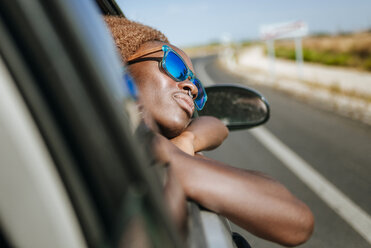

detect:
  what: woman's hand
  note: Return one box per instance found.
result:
[186,116,228,152]
[170,131,195,155]
[170,116,228,155]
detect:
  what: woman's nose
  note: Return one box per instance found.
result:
[178,80,198,99]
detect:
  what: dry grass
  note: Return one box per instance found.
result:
[182,44,223,58]
[274,31,371,71]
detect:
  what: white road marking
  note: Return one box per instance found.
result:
[250,127,371,244]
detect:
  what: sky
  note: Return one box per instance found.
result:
[117,0,371,47]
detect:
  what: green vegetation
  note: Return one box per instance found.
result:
[272,31,371,72]
[275,47,352,66]
[275,47,371,71]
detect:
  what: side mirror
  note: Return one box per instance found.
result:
[198,84,270,130]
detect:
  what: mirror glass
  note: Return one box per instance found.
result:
[198,84,270,130]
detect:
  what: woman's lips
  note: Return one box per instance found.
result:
[173,93,194,117]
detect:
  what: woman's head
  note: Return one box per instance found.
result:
[104,16,200,138]
[128,41,199,138]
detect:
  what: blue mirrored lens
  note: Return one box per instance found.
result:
[124,73,138,100]
[164,51,188,81]
[193,78,207,110]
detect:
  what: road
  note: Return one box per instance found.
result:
[192,55,371,248]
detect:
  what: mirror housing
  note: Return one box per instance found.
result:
[198,84,270,130]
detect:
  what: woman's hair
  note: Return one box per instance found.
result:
[104,15,168,62]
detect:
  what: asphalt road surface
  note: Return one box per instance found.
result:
[192,55,371,248]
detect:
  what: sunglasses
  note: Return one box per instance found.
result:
[127,45,207,110]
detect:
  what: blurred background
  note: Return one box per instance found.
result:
[118,1,371,247]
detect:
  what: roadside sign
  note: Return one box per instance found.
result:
[259,21,309,82]
[260,21,308,40]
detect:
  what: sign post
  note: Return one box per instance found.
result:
[295,37,304,79]
[266,39,275,82]
[260,21,308,82]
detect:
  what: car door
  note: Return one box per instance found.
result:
[0,0,182,247]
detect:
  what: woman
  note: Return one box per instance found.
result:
[104,16,314,246]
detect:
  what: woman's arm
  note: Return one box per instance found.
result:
[160,135,314,246]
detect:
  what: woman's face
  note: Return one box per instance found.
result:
[128,41,198,138]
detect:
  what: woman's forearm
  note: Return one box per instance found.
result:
[170,150,314,246]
